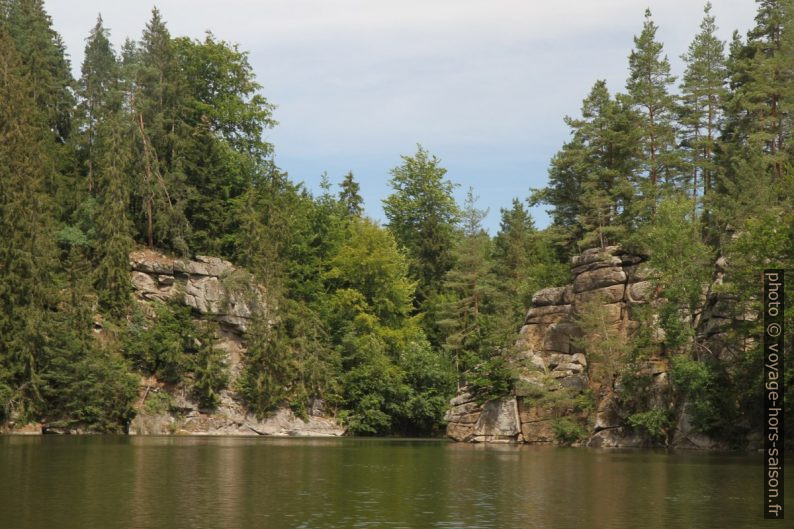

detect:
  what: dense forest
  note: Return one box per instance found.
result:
[0,0,791,442]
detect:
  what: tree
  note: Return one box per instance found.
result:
[93,109,134,318]
[5,0,74,144]
[679,2,728,215]
[383,145,460,305]
[338,171,363,217]
[325,218,415,326]
[492,199,568,326]
[173,33,276,256]
[41,247,138,432]
[0,27,59,421]
[626,9,680,193]
[74,17,135,318]
[76,16,120,190]
[534,80,639,251]
[126,8,190,253]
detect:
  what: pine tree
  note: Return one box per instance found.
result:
[0,28,59,421]
[626,9,680,193]
[535,81,639,251]
[339,171,364,217]
[679,2,728,214]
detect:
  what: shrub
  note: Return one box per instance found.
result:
[552,417,587,445]
[627,408,671,442]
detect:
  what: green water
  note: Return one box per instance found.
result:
[1,436,789,528]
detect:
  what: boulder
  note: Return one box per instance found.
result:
[130,249,175,275]
[531,286,567,306]
[543,322,579,353]
[184,276,226,314]
[525,304,572,324]
[575,285,625,305]
[175,255,234,277]
[521,420,556,444]
[627,280,654,303]
[470,397,521,442]
[573,267,627,293]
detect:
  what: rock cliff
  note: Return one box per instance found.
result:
[445,245,738,449]
[126,249,345,437]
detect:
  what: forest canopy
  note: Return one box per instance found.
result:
[0,1,791,441]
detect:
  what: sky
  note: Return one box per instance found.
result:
[47,0,758,232]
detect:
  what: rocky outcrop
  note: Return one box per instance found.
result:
[446,246,652,445]
[126,249,345,437]
[447,245,735,448]
[130,249,268,332]
[129,391,344,437]
[445,245,749,448]
[444,393,521,443]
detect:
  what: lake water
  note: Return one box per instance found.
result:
[1,436,789,528]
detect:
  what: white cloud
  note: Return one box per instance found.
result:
[46,0,757,229]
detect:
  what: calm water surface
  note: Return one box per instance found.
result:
[1,436,790,529]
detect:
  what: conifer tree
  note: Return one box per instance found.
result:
[383,145,459,304]
[93,110,134,318]
[173,34,276,256]
[0,28,58,421]
[5,0,74,144]
[535,81,639,251]
[626,9,680,193]
[439,190,499,382]
[339,171,364,217]
[127,8,189,253]
[679,2,728,213]
[77,15,120,192]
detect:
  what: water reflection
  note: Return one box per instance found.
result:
[1,436,789,529]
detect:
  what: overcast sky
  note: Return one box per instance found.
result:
[48,0,757,231]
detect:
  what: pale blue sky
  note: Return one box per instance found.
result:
[48,0,757,231]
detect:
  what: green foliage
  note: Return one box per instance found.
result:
[1,0,792,445]
[383,145,460,305]
[190,322,228,409]
[339,171,363,217]
[627,408,671,442]
[532,80,640,253]
[626,9,681,190]
[465,355,513,405]
[552,417,587,445]
[0,26,59,422]
[573,297,631,390]
[122,302,195,383]
[143,390,172,415]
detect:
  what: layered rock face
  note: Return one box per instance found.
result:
[130,249,268,332]
[127,249,345,437]
[445,245,748,448]
[446,246,691,447]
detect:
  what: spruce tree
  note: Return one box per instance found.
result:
[77,15,120,192]
[128,8,190,253]
[0,28,58,421]
[383,145,459,305]
[438,190,499,383]
[5,0,74,144]
[339,171,364,217]
[93,110,134,318]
